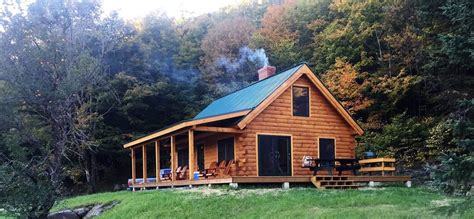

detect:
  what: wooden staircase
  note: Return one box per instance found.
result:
[311,176,359,189]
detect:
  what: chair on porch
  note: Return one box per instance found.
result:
[200,161,218,178]
[216,160,228,177]
[177,165,188,180]
[218,160,227,169]
[222,159,235,176]
[162,166,182,181]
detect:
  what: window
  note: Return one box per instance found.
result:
[292,86,309,117]
[258,135,292,176]
[218,137,234,162]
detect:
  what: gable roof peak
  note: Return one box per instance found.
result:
[194,64,304,119]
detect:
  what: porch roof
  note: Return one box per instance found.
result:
[123,110,249,148]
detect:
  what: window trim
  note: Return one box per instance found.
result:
[196,143,205,171]
[291,85,311,117]
[316,137,338,159]
[255,133,294,177]
[217,137,235,162]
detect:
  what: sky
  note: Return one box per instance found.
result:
[102,0,239,19]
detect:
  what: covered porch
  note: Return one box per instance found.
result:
[127,124,244,191]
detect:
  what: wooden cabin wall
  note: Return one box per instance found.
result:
[202,138,217,169]
[236,75,357,176]
[196,133,239,175]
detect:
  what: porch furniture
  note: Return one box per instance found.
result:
[200,161,218,178]
[218,160,227,169]
[359,158,395,176]
[162,166,182,181]
[223,159,235,175]
[160,168,171,180]
[177,166,188,180]
[304,158,360,176]
[334,159,361,175]
[216,160,228,176]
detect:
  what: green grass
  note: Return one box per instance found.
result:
[52,186,473,219]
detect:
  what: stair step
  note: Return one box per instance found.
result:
[311,176,360,189]
[318,180,354,183]
[315,176,349,181]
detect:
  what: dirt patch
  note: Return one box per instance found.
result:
[177,187,288,199]
[358,187,386,191]
[431,198,454,207]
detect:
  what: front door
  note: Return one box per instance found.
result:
[258,135,292,176]
[319,138,335,165]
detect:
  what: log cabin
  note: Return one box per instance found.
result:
[123,63,372,189]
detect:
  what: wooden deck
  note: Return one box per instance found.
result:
[232,176,311,183]
[131,177,232,188]
[130,175,411,189]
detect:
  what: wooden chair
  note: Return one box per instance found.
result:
[223,159,235,176]
[177,166,188,180]
[216,160,228,177]
[218,160,227,169]
[200,161,218,178]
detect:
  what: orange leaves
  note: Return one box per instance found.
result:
[323,58,373,113]
[257,3,297,43]
[201,17,256,59]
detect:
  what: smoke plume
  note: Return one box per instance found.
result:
[217,46,269,73]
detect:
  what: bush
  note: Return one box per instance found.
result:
[0,158,56,218]
[359,113,431,167]
[433,99,473,196]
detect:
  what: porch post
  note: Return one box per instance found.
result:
[155,141,160,182]
[188,129,195,180]
[171,135,176,181]
[142,145,147,183]
[131,148,136,184]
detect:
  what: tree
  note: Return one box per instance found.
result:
[311,0,387,73]
[200,16,258,95]
[0,0,117,216]
[434,99,473,196]
[322,58,373,115]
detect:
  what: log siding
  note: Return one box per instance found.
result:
[236,75,356,176]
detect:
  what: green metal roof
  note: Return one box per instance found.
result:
[194,64,304,119]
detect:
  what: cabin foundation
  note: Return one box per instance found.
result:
[229,183,239,189]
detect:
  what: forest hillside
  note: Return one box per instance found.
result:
[0,0,472,217]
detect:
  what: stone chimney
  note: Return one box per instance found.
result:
[258,66,276,80]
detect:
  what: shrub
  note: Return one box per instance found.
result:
[433,99,473,196]
[359,113,431,167]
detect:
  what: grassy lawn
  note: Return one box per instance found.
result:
[52,185,473,218]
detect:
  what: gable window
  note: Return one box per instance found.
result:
[292,86,309,117]
[218,137,234,162]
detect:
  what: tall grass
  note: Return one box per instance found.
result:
[52,186,473,218]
